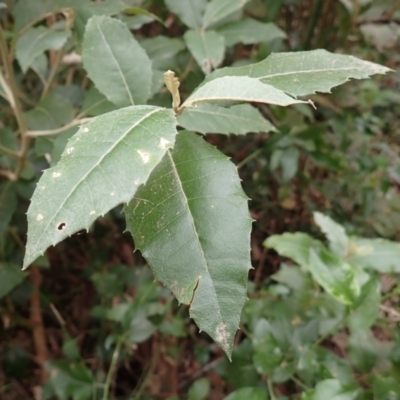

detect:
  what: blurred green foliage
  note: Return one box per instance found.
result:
[0,0,400,399]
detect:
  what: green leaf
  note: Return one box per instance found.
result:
[140,36,185,71]
[313,212,349,257]
[184,30,225,75]
[217,18,286,47]
[124,132,252,357]
[44,361,95,400]
[182,76,307,109]
[224,387,268,400]
[0,263,26,299]
[177,104,276,135]
[77,0,127,17]
[81,87,117,117]
[347,277,380,331]
[82,15,152,107]
[16,26,70,73]
[309,247,360,305]
[0,183,17,238]
[373,376,400,400]
[202,0,251,29]
[264,232,323,267]
[13,0,81,32]
[348,237,400,273]
[30,53,47,84]
[301,379,360,400]
[164,0,207,30]
[24,93,74,131]
[74,0,131,39]
[0,128,18,170]
[122,7,164,26]
[23,106,177,269]
[252,319,284,374]
[188,378,210,400]
[265,233,359,304]
[119,14,154,30]
[204,49,392,97]
[280,146,299,182]
[224,340,259,389]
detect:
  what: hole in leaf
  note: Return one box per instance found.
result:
[57,222,66,231]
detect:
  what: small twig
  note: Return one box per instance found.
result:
[0,142,19,158]
[30,266,50,383]
[179,57,195,83]
[102,338,123,400]
[0,68,15,108]
[7,226,25,248]
[27,118,93,137]
[49,303,66,327]
[290,374,309,391]
[41,45,66,100]
[237,148,263,169]
[0,25,30,180]
[313,313,346,347]
[4,0,13,12]
[302,0,324,50]
[178,357,222,390]
[132,344,161,399]
[254,247,267,287]
[357,17,400,25]
[267,376,278,400]
[0,168,16,180]
[380,304,400,321]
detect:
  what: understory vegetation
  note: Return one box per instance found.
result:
[0,0,400,399]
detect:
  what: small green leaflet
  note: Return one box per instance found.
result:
[164,0,207,30]
[184,30,225,75]
[16,26,70,73]
[82,15,152,107]
[202,0,251,29]
[217,18,286,47]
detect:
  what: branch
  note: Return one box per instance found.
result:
[0,168,16,180]
[26,118,93,137]
[0,68,15,108]
[0,25,30,180]
[30,266,50,383]
[357,17,400,25]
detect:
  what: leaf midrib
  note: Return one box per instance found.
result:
[167,149,224,323]
[94,19,134,105]
[182,107,266,125]
[188,0,201,30]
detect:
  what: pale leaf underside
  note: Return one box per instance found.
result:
[24,106,177,269]
[182,76,307,109]
[125,132,252,357]
[164,0,206,30]
[204,49,392,97]
[217,18,286,46]
[184,30,225,75]
[202,0,250,29]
